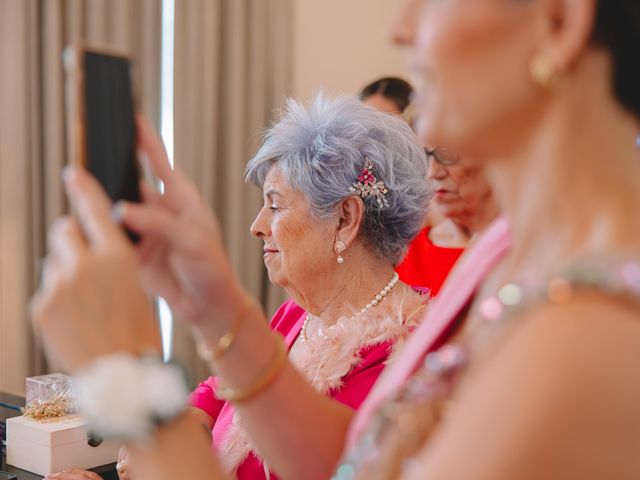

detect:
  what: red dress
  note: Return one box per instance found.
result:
[395,227,465,297]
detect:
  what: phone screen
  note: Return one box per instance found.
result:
[82,51,141,206]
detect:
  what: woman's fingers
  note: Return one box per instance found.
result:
[139,180,163,205]
[32,170,159,371]
[39,252,62,293]
[136,115,203,211]
[63,167,126,249]
[48,217,87,266]
[117,445,132,480]
[44,468,102,479]
[136,115,173,184]
[119,202,202,254]
[117,460,131,480]
[40,217,85,296]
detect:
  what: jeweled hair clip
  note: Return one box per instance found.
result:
[349,160,389,208]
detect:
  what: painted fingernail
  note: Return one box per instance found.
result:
[61,165,76,183]
[111,202,125,223]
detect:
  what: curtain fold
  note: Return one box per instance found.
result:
[172,0,293,385]
[0,0,292,393]
[0,0,161,395]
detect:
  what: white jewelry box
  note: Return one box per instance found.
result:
[6,414,119,476]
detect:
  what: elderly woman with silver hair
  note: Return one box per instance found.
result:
[39,95,430,480]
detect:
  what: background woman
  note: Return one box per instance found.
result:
[359,76,414,116]
[396,147,498,296]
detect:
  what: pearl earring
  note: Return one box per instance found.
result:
[334,240,346,264]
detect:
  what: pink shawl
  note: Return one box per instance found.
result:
[346,217,511,449]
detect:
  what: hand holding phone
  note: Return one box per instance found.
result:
[64,46,142,241]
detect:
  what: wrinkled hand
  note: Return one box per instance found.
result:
[119,117,246,335]
[44,468,102,480]
[31,167,161,373]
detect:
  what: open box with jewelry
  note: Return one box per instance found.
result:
[5,374,119,476]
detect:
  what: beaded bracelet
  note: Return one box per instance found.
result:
[215,335,287,403]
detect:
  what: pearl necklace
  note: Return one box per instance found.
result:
[301,272,400,343]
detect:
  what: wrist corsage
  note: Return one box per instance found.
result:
[74,353,189,440]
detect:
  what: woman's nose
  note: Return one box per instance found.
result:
[427,157,448,180]
[391,0,420,46]
[250,208,270,239]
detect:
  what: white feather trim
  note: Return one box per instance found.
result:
[219,291,426,476]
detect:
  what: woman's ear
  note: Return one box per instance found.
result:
[535,0,597,72]
[335,196,365,248]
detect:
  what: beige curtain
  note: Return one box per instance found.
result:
[0,0,161,396]
[172,0,293,385]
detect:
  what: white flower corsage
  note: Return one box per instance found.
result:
[74,353,189,440]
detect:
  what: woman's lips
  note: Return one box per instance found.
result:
[263,248,279,257]
[434,189,457,201]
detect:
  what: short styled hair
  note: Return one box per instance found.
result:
[246,94,431,264]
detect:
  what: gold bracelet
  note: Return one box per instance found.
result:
[196,294,254,365]
[215,335,287,403]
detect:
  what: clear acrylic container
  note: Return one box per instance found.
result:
[24,373,75,419]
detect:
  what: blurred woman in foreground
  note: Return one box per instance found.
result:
[33,0,640,478]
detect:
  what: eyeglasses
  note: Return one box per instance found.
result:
[425,147,460,166]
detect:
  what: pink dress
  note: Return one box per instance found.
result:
[347,217,512,449]
[190,299,416,479]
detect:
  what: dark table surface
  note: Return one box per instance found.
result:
[0,392,117,480]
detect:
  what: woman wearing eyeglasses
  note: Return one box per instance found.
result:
[396,147,498,296]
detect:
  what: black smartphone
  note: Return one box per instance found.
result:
[64,46,141,241]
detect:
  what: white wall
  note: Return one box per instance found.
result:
[292,0,410,99]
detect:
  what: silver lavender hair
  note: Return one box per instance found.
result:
[246,94,431,265]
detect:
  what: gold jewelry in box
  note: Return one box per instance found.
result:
[215,335,287,403]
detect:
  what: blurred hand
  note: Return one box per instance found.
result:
[119,117,247,336]
[31,167,161,372]
[113,408,213,480]
[44,469,102,480]
[117,445,132,480]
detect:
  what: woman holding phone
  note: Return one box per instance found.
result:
[34,0,640,478]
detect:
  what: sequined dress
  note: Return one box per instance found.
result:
[333,257,640,480]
